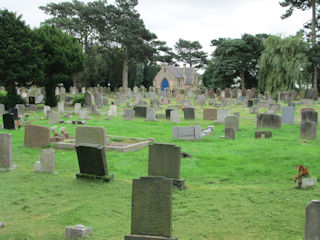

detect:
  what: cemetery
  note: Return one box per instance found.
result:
[0,86,320,239]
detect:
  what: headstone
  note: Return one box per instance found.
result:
[166,109,173,119]
[3,113,15,130]
[75,144,113,181]
[79,109,90,120]
[148,143,184,190]
[84,91,93,106]
[48,111,60,124]
[8,107,18,120]
[28,96,35,105]
[58,102,64,114]
[133,106,147,118]
[254,130,272,139]
[216,109,231,123]
[123,109,135,120]
[28,104,37,112]
[167,109,178,123]
[301,178,317,189]
[183,108,195,120]
[305,200,320,240]
[0,134,13,169]
[43,106,51,117]
[176,94,185,103]
[203,108,217,120]
[225,116,239,131]
[24,125,50,147]
[108,105,117,117]
[150,99,160,108]
[172,125,202,140]
[269,104,281,113]
[281,106,295,124]
[15,104,25,116]
[124,176,177,240]
[224,127,236,139]
[55,87,60,96]
[257,114,281,129]
[65,224,92,239]
[34,149,55,173]
[36,94,44,104]
[250,106,259,114]
[247,100,253,107]
[302,110,318,123]
[75,126,106,146]
[300,121,317,140]
[94,92,103,109]
[146,108,157,121]
[0,104,5,116]
[300,99,314,106]
[74,103,81,115]
[90,105,99,115]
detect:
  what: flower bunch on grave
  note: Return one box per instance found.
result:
[291,165,309,188]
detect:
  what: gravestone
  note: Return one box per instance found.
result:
[65,224,92,239]
[216,109,231,123]
[224,127,236,139]
[269,104,281,113]
[281,106,295,124]
[28,104,37,112]
[255,130,272,139]
[124,176,177,240]
[28,96,35,105]
[300,121,317,140]
[0,134,13,170]
[172,125,202,140]
[79,109,90,120]
[170,110,179,123]
[203,108,217,120]
[247,100,253,107]
[15,104,25,116]
[24,125,50,147]
[0,104,5,116]
[133,106,147,118]
[58,102,64,114]
[150,99,160,108]
[36,94,44,104]
[176,94,185,103]
[3,113,15,130]
[43,106,51,117]
[301,178,317,189]
[257,114,281,129]
[90,105,99,115]
[225,116,239,131]
[305,200,320,240]
[123,109,135,120]
[108,105,117,117]
[84,91,93,106]
[74,103,81,115]
[48,111,60,124]
[8,107,18,120]
[75,126,106,146]
[34,149,55,173]
[148,143,184,190]
[94,92,103,109]
[146,108,157,121]
[76,144,113,181]
[166,109,173,119]
[183,107,195,120]
[250,106,259,114]
[302,110,318,123]
[300,99,314,106]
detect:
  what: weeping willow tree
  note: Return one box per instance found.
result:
[258,33,312,93]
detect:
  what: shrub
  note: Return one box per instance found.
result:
[0,92,26,110]
[72,94,85,106]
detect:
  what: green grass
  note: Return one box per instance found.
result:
[0,101,320,240]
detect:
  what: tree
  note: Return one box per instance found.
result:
[203,34,266,90]
[0,9,42,95]
[39,0,107,54]
[34,25,85,106]
[258,33,311,93]
[174,38,207,69]
[280,0,320,90]
[150,40,176,65]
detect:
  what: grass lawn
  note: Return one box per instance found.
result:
[0,100,319,240]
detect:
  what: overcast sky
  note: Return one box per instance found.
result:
[1,0,312,55]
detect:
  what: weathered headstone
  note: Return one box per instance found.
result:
[94,91,103,109]
[3,113,15,130]
[133,106,147,118]
[203,108,217,120]
[148,143,184,190]
[24,125,50,147]
[0,134,14,170]
[305,200,320,240]
[84,91,93,106]
[183,108,195,120]
[300,121,317,140]
[15,104,25,116]
[172,125,201,140]
[255,130,272,139]
[79,109,90,120]
[43,105,51,117]
[75,144,113,181]
[124,176,177,240]
[257,114,281,129]
[302,110,318,123]
[281,106,295,124]
[34,149,55,173]
[0,104,5,116]
[166,109,173,119]
[250,106,259,114]
[74,103,81,115]
[269,104,281,113]
[170,110,179,123]
[58,102,64,114]
[146,108,157,121]
[48,111,60,124]
[108,105,117,117]
[8,107,18,120]
[75,126,106,146]
[65,224,92,239]
[225,115,239,131]
[216,109,231,123]
[224,127,236,139]
[123,109,135,120]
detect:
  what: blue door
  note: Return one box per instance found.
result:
[161,78,169,91]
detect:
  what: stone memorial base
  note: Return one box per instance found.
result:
[300,177,317,189]
[173,179,185,190]
[76,173,114,182]
[125,235,178,240]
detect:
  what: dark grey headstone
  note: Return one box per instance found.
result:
[247,100,253,107]
[183,108,195,120]
[3,113,15,130]
[305,200,320,240]
[257,114,281,129]
[281,106,295,124]
[300,121,317,140]
[165,109,173,119]
[8,107,18,120]
[125,176,177,240]
[28,96,35,105]
[75,144,113,181]
[133,106,147,118]
[302,110,318,123]
[224,127,236,139]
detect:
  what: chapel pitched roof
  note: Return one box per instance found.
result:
[167,65,194,85]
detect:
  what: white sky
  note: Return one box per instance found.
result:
[0,0,312,55]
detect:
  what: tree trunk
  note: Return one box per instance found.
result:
[45,82,57,107]
[122,45,129,90]
[6,81,16,95]
[241,71,245,91]
[311,0,318,91]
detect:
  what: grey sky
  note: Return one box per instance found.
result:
[1,0,312,54]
